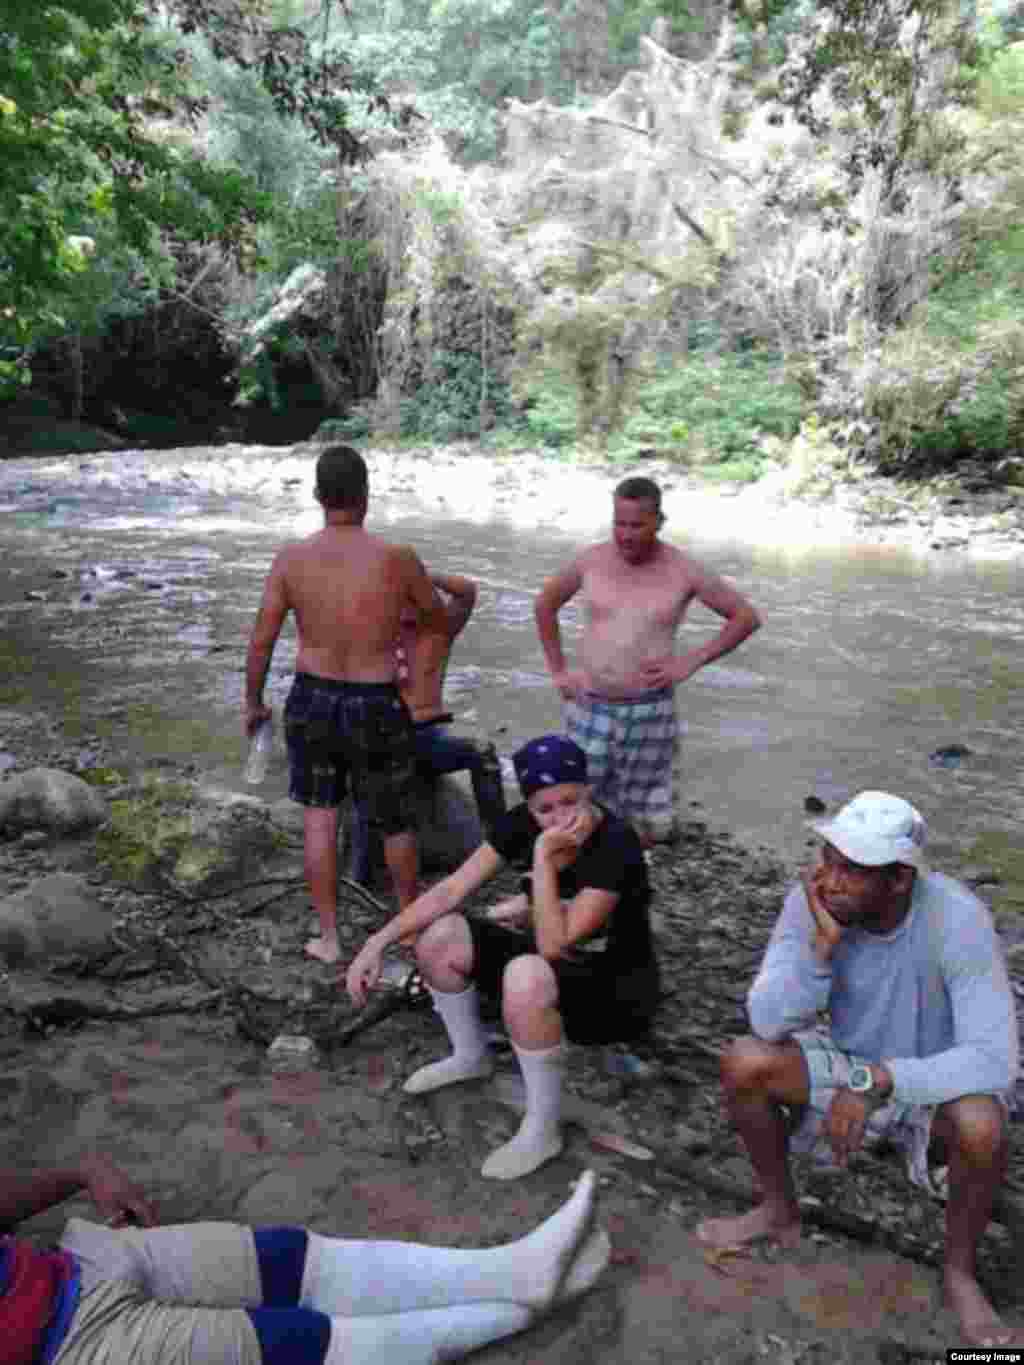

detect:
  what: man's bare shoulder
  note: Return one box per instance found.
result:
[278,525,342,556]
[358,530,422,565]
[664,543,713,581]
[285,527,410,560]
[264,538,308,577]
[578,540,617,569]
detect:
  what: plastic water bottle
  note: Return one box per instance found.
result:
[245,716,273,784]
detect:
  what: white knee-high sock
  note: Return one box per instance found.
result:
[403,984,493,1095]
[300,1169,596,1316]
[481,1041,566,1181]
[323,1303,532,1365]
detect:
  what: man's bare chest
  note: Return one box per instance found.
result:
[582,568,691,629]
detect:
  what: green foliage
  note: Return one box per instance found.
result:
[520,377,580,449]
[618,351,804,468]
[506,349,805,480]
[0,0,393,399]
[607,0,701,55]
[772,0,979,188]
[922,226,1024,345]
[857,221,1024,467]
[338,0,705,162]
[399,351,517,441]
[339,0,572,161]
[195,44,327,199]
[977,37,1024,112]
[0,2,261,393]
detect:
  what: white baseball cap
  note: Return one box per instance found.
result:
[808,791,928,869]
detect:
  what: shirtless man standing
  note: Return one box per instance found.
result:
[245,445,447,964]
[348,571,506,884]
[534,476,760,844]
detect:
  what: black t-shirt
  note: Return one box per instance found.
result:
[488,802,654,968]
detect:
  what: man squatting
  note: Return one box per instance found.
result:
[697,791,1019,1348]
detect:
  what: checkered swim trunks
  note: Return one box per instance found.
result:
[565,687,678,839]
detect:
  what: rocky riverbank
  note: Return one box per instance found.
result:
[2,759,1024,1361]
[3,432,1024,563]
[2,439,1024,1360]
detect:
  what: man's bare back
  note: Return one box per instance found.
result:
[265,526,440,685]
[244,444,446,962]
[396,572,477,722]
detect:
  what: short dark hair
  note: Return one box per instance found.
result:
[614,476,662,513]
[316,445,368,510]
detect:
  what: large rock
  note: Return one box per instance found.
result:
[97,778,287,892]
[0,768,108,836]
[0,874,115,967]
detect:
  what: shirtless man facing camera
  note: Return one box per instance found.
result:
[534,476,760,845]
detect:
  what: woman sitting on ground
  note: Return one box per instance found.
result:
[346,734,660,1181]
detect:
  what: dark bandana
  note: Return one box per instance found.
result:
[512,735,588,800]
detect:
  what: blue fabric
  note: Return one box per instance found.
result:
[0,1238,11,1296]
[245,1307,331,1365]
[348,720,506,882]
[39,1260,81,1365]
[512,734,587,800]
[253,1227,308,1307]
[415,721,484,774]
[412,723,505,832]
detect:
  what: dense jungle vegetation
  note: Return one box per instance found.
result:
[3,0,1024,486]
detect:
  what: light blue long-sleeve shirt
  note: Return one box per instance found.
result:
[748,871,1019,1108]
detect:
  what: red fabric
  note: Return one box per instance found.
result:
[0,1238,71,1365]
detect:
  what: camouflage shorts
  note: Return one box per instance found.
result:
[789,1028,945,1195]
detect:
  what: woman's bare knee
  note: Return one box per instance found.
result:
[416,914,474,981]
[502,954,558,1016]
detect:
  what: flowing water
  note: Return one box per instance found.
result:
[1,447,1022,897]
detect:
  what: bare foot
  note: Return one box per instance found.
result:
[945,1267,1019,1346]
[305,936,341,965]
[695,1205,801,1252]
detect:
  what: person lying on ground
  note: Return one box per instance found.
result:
[2,1152,609,1365]
[695,791,1019,1348]
[347,569,506,885]
[346,734,660,1181]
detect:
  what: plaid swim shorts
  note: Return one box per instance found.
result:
[283,674,416,835]
[565,688,678,840]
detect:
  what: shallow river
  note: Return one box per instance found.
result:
[1,447,1021,893]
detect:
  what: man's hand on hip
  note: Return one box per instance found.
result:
[552,669,587,701]
[642,652,701,689]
